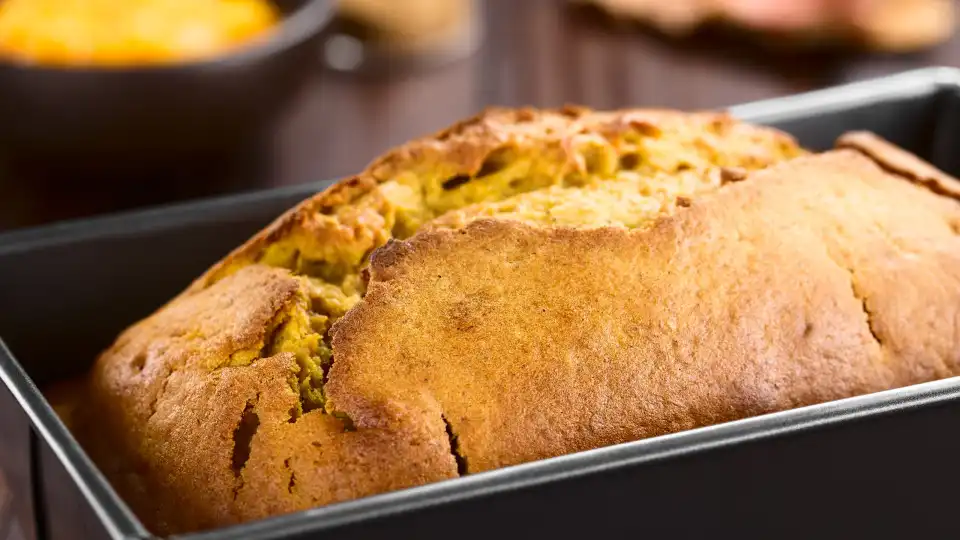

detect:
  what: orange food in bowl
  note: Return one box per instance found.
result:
[0,0,279,66]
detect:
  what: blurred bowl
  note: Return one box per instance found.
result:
[0,0,334,164]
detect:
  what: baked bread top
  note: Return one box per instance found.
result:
[177,106,803,415]
[332,140,960,473]
[73,108,815,534]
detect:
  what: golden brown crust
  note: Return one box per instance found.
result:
[81,265,456,535]
[82,265,304,531]
[330,145,960,473]
[74,106,804,534]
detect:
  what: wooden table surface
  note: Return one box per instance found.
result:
[1,0,959,232]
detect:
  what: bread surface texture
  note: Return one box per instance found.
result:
[74,106,960,536]
[333,147,960,472]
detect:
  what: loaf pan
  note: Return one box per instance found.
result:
[3,67,960,540]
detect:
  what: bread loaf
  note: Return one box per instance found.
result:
[67,108,960,535]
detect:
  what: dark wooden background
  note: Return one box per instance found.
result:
[1,0,958,232]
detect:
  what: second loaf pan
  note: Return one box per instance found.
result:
[2,67,960,540]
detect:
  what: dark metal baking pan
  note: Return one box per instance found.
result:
[3,67,960,540]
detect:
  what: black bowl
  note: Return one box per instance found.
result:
[0,0,333,166]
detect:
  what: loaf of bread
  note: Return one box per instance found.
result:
[65,108,960,535]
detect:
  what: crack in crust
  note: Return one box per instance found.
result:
[284,458,296,495]
[231,395,261,500]
[442,415,468,476]
[838,132,960,202]
[822,249,884,352]
[846,269,883,351]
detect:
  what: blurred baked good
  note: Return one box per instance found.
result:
[579,0,957,52]
[330,0,478,63]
